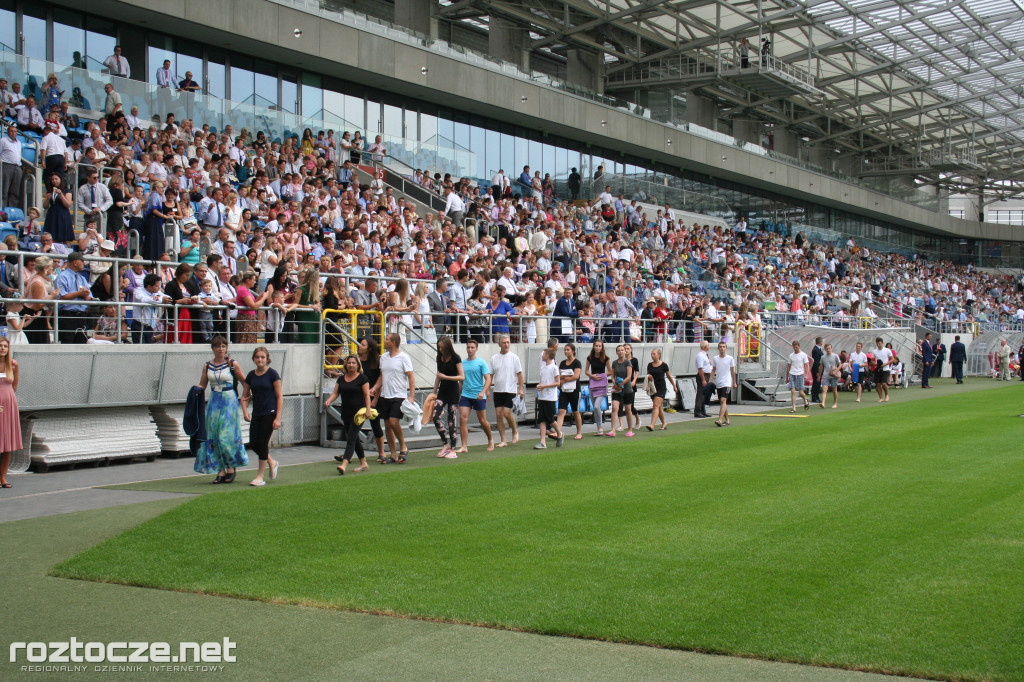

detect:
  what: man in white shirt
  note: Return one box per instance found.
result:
[490,169,507,200]
[785,340,811,412]
[0,78,14,117]
[693,340,713,418]
[497,267,520,299]
[442,186,465,227]
[40,120,67,179]
[103,83,123,117]
[708,341,737,426]
[156,59,176,88]
[123,105,142,130]
[367,135,387,162]
[489,334,525,447]
[16,96,44,133]
[849,341,869,403]
[0,124,22,209]
[379,333,415,463]
[77,169,113,221]
[598,185,614,206]
[103,46,130,79]
[873,337,894,403]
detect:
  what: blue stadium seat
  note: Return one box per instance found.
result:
[0,222,18,242]
[4,207,25,223]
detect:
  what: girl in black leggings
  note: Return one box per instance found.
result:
[324,355,373,474]
[241,347,282,487]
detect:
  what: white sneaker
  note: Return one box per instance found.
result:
[533,443,547,449]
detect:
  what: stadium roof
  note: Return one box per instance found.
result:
[439,0,1024,198]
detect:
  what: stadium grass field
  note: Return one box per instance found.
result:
[51,383,1024,681]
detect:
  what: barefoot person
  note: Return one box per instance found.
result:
[323,355,373,474]
[357,338,386,460]
[457,339,494,454]
[554,342,584,443]
[0,338,20,489]
[490,334,524,447]
[818,343,841,409]
[380,333,415,463]
[873,337,894,402]
[607,344,634,438]
[194,336,248,483]
[432,335,463,458]
[786,340,811,412]
[708,341,737,426]
[646,348,672,431]
[240,347,282,486]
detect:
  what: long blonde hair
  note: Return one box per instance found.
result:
[300,265,320,302]
[0,338,13,377]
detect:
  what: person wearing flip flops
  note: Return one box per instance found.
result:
[817,343,841,410]
[708,341,738,427]
[786,340,812,413]
[554,343,585,443]
[240,347,282,486]
[379,332,415,464]
[323,355,373,475]
[534,348,559,449]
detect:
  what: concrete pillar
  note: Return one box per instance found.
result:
[731,119,760,145]
[489,15,530,71]
[772,128,798,157]
[807,144,834,171]
[394,0,438,38]
[567,48,603,94]
[686,89,716,130]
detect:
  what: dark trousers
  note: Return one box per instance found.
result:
[249,414,275,460]
[1,161,21,208]
[932,359,943,378]
[342,416,365,462]
[952,362,964,383]
[921,362,931,387]
[22,312,50,344]
[43,154,66,188]
[130,320,155,344]
[810,375,822,404]
[57,310,88,344]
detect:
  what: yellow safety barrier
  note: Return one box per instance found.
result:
[739,322,762,361]
[322,309,384,370]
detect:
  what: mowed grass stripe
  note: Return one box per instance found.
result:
[54,386,1024,681]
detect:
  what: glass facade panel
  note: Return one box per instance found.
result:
[206,51,226,98]
[383,103,402,138]
[52,12,85,70]
[281,74,297,114]
[500,132,515,176]
[22,11,47,61]
[0,3,15,53]
[365,98,381,136]
[485,129,500,177]
[343,94,364,132]
[301,72,322,118]
[230,65,254,104]
[471,125,485,180]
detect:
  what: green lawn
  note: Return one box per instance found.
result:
[54,386,1024,681]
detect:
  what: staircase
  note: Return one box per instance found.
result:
[738,366,787,406]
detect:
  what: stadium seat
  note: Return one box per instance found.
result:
[4,207,25,224]
[0,222,18,241]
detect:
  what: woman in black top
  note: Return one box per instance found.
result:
[645,347,672,431]
[608,344,634,436]
[555,343,584,442]
[357,337,386,462]
[323,354,372,474]
[620,343,640,427]
[431,335,464,458]
[240,347,283,486]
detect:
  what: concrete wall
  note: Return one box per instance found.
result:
[57,0,1023,243]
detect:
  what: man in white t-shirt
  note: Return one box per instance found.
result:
[708,341,737,426]
[490,334,525,448]
[786,340,811,412]
[849,342,869,403]
[693,340,713,419]
[379,332,415,463]
[873,337,894,403]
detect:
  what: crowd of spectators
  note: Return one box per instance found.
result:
[1,68,1024,351]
